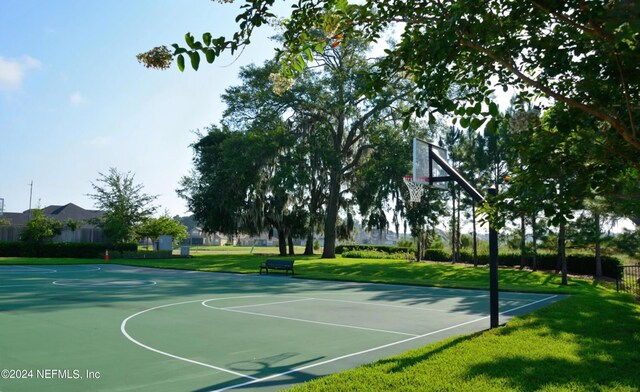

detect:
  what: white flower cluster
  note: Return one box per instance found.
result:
[509,109,540,133]
[269,73,295,95]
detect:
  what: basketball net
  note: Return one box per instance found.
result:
[403,176,424,204]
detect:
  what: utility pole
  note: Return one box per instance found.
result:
[28,181,33,220]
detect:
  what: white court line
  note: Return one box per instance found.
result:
[224,297,314,310]
[58,266,102,273]
[202,300,419,337]
[121,296,266,381]
[0,266,57,274]
[309,297,453,313]
[498,294,560,315]
[210,294,560,392]
[475,294,547,302]
[53,279,157,288]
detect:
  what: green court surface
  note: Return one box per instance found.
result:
[0,264,564,391]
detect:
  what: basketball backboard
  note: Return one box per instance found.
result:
[412,138,449,190]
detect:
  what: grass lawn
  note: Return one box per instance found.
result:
[178,245,308,255]
[1,253,638,391]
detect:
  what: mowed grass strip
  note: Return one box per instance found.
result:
[98,254,615,294]
[290,290,640,392]
[2,254,638,390]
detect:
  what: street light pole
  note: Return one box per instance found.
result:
[28,181,33,220]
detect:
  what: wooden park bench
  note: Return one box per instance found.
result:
[259,259,295,276]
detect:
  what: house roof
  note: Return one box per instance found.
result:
[1,203,103,226]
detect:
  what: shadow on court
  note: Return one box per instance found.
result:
[0,264,566,391]
[1,264,508,319]
[193,354,323,392]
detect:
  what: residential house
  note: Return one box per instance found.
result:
[0,203,104,242]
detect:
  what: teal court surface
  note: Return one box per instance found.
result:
[0,264,564,391]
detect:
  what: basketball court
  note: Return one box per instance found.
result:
[0,264,564,391]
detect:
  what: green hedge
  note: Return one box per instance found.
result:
[424,249,450,262]
[336,244,415,255]
[0,241,137,258]
[423,248,622,279]
[342,249,416,261]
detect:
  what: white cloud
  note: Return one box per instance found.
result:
[0,55,41,91]
[69,91,87,105]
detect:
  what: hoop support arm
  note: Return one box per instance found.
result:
[430,152,485,202]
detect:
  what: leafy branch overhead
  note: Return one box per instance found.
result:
[138,0,640,153]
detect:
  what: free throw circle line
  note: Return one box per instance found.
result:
[121,296,266,381]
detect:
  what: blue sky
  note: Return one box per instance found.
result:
[0,0,283,216]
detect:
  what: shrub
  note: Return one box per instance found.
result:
[0,241,137,258]
[342,249,416,261]
[424,249,450,262]
[336,244,415,255]
[396,238,414,248]
[119,250,172,259]
[421,248,621,279]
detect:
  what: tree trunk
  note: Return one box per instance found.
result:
[395,221,400,243]
[559,222,568,285]
[520,215,526,269]
[304,232,314,255]
[472,203,478,267]
[288,233,295,256]
[277,227,287,257]
[594,211,602,278]
[403,221,407,240]
[416,232,422,262]
[321,169,341,258]
[531,213,538,271]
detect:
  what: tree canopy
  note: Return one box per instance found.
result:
[139,0,638,265]
[88,168,158,244]
[136,215,188,245]
[139,0,640,155]
[19,209,63,244]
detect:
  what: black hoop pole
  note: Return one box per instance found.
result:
[488,188,499,329]
[418,138,500,329]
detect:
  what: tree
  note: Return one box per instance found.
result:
[219,61,331,255]
[286,37,412,258]
[178,125,274,238]
[136,215,188,248]
[499,103,628,283]
[612,228,640,256]
[19,209,63,243]
[181,41,412,258]
[139,1,640,154]
[88,167,158,244]
[353,122,410,246]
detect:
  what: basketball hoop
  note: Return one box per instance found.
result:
[403,176,424,204]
